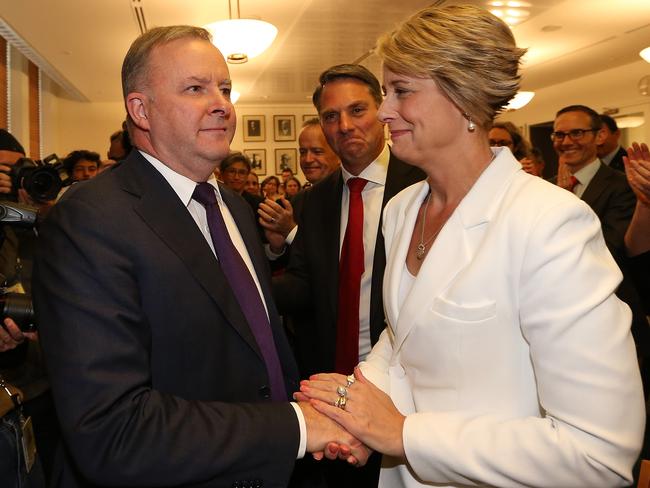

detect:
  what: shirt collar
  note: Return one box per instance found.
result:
[340,144,390,187]
[573,158,600,185]
[139,150,221,206]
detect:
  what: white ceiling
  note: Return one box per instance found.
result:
[1,0,649,105]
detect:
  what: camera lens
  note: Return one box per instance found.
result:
[0,292,35,332]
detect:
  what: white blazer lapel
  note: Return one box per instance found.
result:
[392,209,472,354]
[383,182,429,333]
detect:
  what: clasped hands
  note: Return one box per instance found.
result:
[297,366,406,467]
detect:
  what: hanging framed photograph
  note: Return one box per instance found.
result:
[273,115,296,141]
[274,148,297,175]
[243,115,265,142]
[243,149,266,175]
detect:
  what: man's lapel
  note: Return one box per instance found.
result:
[580,162,608,207]
[121,153,262,358]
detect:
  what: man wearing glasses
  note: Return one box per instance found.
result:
[552,105,648,395]
[552,104,635,255]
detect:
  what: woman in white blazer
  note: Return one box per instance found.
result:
[299,4,645,487]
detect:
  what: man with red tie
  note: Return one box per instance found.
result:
[270,64,424,487]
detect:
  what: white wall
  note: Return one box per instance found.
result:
[500,59,650,144]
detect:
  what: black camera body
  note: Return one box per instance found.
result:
[9,154,70,203]
[0,202,39,332]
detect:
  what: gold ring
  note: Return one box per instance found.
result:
[335,395,347,410]
[346,374,355,387]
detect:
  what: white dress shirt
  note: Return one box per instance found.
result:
[571,158,600,198]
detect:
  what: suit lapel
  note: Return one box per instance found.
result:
[580,162,608,207]
[389,151,519,354]
[369,153,426,342]
[121,153,263,358]
[321,171,344,320]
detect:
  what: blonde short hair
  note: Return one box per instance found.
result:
[376,5,526,128]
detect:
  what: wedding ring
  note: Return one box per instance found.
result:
[270,217,276,223]
[335,395,347,410]
[336,385,348,397]
[346,374,355,387]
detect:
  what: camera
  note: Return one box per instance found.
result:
[0,293,34,332]
[8,154,70,203]
[0,202,38,332]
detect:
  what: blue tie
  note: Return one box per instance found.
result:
[192,182,287,401]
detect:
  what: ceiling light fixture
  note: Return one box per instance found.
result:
[505,91,535,110]
[640,47,650,63]
[204,0,277,64]
[230,90,240,104]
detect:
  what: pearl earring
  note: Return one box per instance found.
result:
[464,113,476,132]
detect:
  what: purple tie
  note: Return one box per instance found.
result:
[193,182,287,401]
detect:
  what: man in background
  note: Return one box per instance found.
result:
[598,114,627,172]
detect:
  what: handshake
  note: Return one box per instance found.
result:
[295,367,406,466]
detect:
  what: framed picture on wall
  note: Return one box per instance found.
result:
[243,115,265,142]
[274,148,297,175]
[302,114,318,124]
[243,149,266,175]
[273,115,296,141]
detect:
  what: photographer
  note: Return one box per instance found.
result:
[0,129,58,488]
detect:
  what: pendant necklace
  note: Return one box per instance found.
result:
[416,191,447,260]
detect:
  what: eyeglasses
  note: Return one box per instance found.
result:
[489,139,513,147]
[224,168,249,177]
[550,128,597,142]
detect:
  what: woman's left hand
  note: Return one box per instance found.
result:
[297,366,406,458]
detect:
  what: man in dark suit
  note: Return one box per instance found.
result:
[598,114,627,173]
[265,65,425,487]
[552,104,648,394]
[32,26,366,488]
[553,105,635,257]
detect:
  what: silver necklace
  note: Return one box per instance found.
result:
[416,192,446,260]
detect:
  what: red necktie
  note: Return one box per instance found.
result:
[568,176,579,193]
[335,177,367,374]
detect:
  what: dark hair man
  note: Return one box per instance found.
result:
[266,64,425,487]
[33,26,367,488]
[598,114,627,172]
[62,150,101,181]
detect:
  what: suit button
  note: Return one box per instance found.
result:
[259,385,271,399]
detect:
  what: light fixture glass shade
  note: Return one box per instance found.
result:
[505,91,535,110]
[230,90,240,104]
[205,19,277,63]
[640,47,650,63]
[615,115,645,128]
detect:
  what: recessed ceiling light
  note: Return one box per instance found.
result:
[541,25,562,32]
[640,47,650,63]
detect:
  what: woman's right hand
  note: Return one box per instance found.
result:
[299,367,406,458]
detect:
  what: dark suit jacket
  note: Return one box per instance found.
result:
[580,161,635,259]
[579,162,648,356]
[273,152,425,378]
[607,146,627,173]
[33,151,302,488]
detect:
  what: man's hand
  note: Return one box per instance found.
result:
[298,401,371,466]
[625,142,650,205]
[555,159,573,190]
[0,164,13,194]
[0,318,37,352]
[519,157,540,177]
[258,198,296,238]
